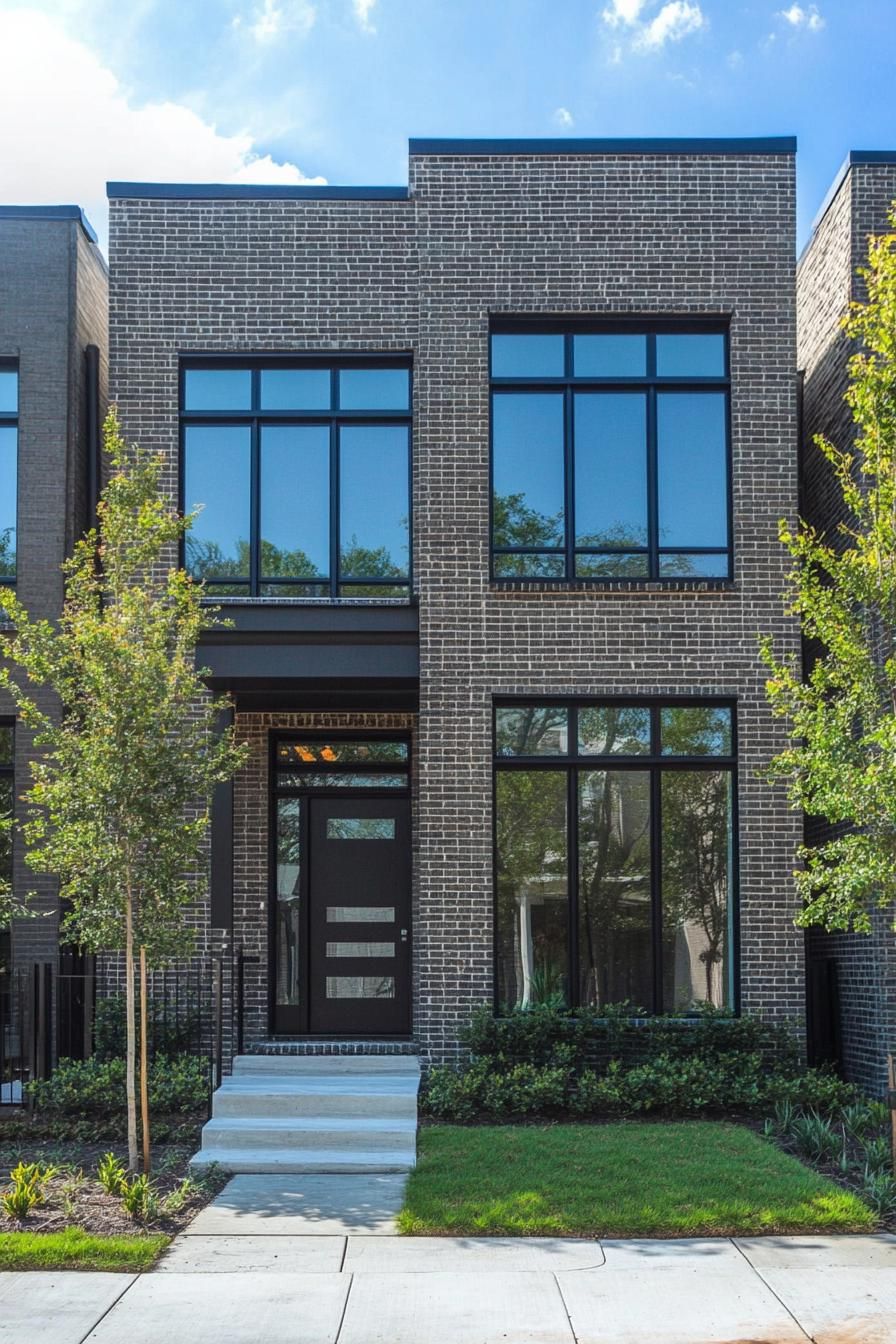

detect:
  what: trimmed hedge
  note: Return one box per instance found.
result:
[26,1053,209,1117]
[421,1006,854,1122]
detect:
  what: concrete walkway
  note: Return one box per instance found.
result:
[0,1175,894,1343]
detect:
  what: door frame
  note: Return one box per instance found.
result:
[267,730,412,1037]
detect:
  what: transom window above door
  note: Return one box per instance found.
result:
[490,324,731,582]
[180,359,411,599]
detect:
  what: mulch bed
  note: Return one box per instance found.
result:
[0,1141,228,1238]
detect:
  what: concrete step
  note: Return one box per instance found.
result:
[189,1146,415,1175]
[231,1053,420,1077]
[212,1076,418,1120]
[201,1116,417,1152]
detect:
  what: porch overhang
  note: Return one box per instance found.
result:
[197,601,419,711]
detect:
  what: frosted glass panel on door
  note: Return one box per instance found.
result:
[326,976,395,999]
[327,906,394,923]
[326,818,396,840]
[325,942,395,958]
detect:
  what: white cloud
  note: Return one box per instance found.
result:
[0,9,326,250]
[727,48,743,67]
[778,4,825,29]
[601,0,647,26]
[353,0,377,33]
[248,0,316,43]
[633,1,705,50]
[553,106,574,128]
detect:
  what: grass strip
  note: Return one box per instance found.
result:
[0,1227,170,1271]
[399,1121,875,1237]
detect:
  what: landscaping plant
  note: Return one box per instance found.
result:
[97,1152,128,1197]
[762,209,896,933]
[0,410,247,1172]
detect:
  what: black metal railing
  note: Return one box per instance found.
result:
[0,945,259,1114]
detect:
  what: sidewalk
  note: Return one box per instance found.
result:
[0,1174,894,1343]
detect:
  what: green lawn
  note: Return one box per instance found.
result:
[0,1228,170,1271]
[399,1122,875,1238]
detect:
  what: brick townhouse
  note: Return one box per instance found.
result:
[0,138,892,1118]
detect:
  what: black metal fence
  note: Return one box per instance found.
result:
[0,946,257,1114]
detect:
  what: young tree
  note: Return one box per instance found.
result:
[0,411,247,1171]
[762,213,896,934]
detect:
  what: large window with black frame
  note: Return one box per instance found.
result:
[490,324,730,581]
[0,362,17,583]
[494,701,735,1015]
[180,359,411,599]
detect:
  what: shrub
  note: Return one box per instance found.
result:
[120,1174,159,1224]
[97,1152,128,1197]
[462,1003,800,1074]
[788,1111,842,1163]
[763,1071,858,1113]
[0,1162,56,1223]
[27,1053,209,1117]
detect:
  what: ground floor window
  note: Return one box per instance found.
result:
[494,701,735,1015]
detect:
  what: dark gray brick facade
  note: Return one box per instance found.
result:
[0,212,107,967]
[107,143,806,1066]
[797,156,896,1096]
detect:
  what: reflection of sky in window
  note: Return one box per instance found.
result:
[0,427,16,552]
[491,334,565,378]
[657,394,727,548]
[339,368,409,410]
[0,371,17,414]
[261,368,331,410]
[340,425,409,573]
[656,334,725,377]
[261,426,329,576]
[573,334,646,377]
[184,425,251,571]
[492,394,564,546]
[183,368,251,410]
[575,394,647,547]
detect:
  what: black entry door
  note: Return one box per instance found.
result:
[308,797,411,1035]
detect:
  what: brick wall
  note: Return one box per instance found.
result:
[797,160,896,1095]
[0,217,108,967]
[109,148,806,1065]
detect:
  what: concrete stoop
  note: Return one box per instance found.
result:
[191,1054,420,1175]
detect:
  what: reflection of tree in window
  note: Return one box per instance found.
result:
[578,770,652,1010]
[661,769,730,1010]
[0,529,13,579]
[495,771,567,1008]
[186,534,409,593]
[276,800,302,1007]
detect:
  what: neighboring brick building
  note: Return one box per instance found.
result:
[102,137,806,1067]
[0,207,107,975]
[797,152,896,1096]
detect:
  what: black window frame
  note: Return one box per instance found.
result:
[489,320,732,585]
[492,696,739,1016]
[179,355,413,601]
[0,360,18,587]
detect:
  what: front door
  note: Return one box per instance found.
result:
[308,798,411,1034]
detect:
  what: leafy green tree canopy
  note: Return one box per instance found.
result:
[762,214,896,933]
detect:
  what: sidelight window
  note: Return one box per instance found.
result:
[0,363,17,583]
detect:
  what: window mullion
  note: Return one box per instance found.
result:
[650,765,663,1015]
[647,385,658,580]
[568,766,579,1009]
[250,407,260,596]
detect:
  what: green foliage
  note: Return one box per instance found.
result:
[762,211,896,931]
[0,1228,170,1272]
[26,1054,209,1117]
[461,1003,799,1073]
[96,1152,128,1197]
[92,995,199,1063]
[0,1162,56,1222]
[762,1070,858,1112]
[788,1111,842,1163]
[120,1173,159,1224]
[858,1170,896,1218]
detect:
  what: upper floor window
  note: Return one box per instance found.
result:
[490,325,730,582]
[0,364,17,584]
[181,359,411,599]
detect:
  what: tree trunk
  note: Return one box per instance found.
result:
[124,888,138,1173]
[140,945,150,1174]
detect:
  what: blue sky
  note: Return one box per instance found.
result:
[0,0,891,250]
